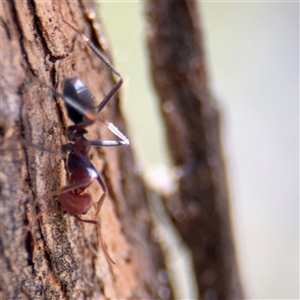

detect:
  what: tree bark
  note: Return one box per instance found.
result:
[145,1,244,299]
[0,1,166,299]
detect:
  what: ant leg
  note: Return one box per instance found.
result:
[84,41,123,114]
[59,2,123,113]
[28,76,97,134]
[94,173,107,218]
[90,122,129,147]
[34,79,96,126]
[75,215,115,265]
[22,204,56,240]
[89,123,129,215]
[33,178,93,207]
[107,122,130,145]
[0,136,64,157]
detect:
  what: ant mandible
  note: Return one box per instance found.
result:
[29,3,129,264]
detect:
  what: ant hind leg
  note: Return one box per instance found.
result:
[75,215,115,265]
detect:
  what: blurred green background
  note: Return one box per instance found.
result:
[100,1,298,299]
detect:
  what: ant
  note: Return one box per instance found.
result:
[27,3,129,264]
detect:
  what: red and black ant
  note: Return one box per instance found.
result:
[26,5,129,264]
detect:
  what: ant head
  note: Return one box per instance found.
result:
[63,78,97,125]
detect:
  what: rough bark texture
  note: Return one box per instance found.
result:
[0,1,167,299]
[145,1,244,299]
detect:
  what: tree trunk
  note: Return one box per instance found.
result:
[0,1,165,299]
[145,1,244,299]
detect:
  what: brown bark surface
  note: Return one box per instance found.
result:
[0,1,166,299]
[145,1,244,299]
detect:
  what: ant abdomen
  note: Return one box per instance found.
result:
[63,78,96,125]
